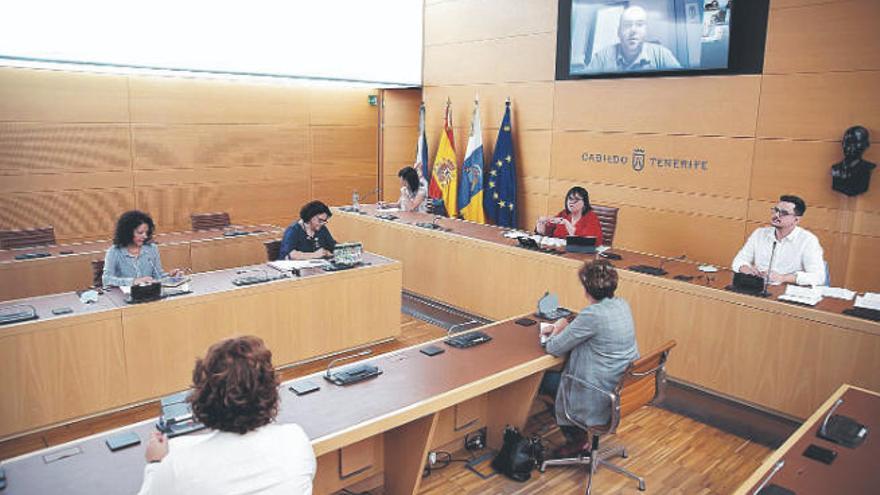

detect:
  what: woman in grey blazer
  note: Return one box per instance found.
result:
[540,259,639,457]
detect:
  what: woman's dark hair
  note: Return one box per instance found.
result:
[578,259,618,301]
[113,210,155,247]
[189,336,279,434]
[564,186,592,215]
[398,166,420,194]
[300,200,332,223]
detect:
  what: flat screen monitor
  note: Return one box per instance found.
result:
[556,0,768,80]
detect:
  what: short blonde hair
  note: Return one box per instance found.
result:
[578,260,618,300]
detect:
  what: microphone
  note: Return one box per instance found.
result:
[659,254,687,272]
[447,320,479,337]
[432,215,444,227]
[763,241,778,296]
[753,460,785,494]
[819,398,844,438]
[325,349,372,378]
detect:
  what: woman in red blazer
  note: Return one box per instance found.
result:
[535,186,604,245]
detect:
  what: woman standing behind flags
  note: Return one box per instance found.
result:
[536,186,604,245]
[381,166,427,212]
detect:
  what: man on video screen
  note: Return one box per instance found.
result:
[586,6,681,73]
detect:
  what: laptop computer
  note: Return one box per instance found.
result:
[324,242,364,271]
[565,236,598,254]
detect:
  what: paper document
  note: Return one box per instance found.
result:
[820,287,856,300]
[120,286,131,295]
[778,285,823,306]
[854,292,880,311]
[268,259,328,272]
[502,230,530,239]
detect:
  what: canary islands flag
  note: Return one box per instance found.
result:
[414,102,430,184]
[484,100,517,228]
[457,98,485,223]
[430,99,458,217]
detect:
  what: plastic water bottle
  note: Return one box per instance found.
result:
[352,190,360,211]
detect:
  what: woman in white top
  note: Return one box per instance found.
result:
[137,336,316,495]
[384,166,427,213]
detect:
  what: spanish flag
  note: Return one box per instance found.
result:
[430,99,458,217]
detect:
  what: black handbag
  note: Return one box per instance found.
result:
[491,425,546,482]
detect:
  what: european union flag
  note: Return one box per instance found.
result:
[484,101,517,227]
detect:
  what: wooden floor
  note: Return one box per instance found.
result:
[0,314,771,494]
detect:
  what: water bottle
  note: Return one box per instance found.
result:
[352,190,360,211]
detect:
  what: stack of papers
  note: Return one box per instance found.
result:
[819,287,856,300]
[854,292,880,311]
[778,285,823,306]
[268,259,328,272]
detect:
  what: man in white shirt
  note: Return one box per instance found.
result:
[732,195,826,286]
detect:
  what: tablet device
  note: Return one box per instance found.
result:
[106,431,141,452]
[51,307,74,315]
[515,318,537,326]
[289,380,320,396]
[420,345,445,357]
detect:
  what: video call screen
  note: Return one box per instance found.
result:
[567,0,732,76]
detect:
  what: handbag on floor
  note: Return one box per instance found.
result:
[491,425,545,482]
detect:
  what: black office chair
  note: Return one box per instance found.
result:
[91,259,105,288]
[264,240,281,262]
[0,226,56,250]
[190,212,231,231]
[541,340,676,494]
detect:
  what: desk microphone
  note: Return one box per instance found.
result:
[447,320,479,337]
[325,349,372,378]
[819,398,844,437]
[763,241,778,296]
[753,460,785,494]
[659,254,686,273]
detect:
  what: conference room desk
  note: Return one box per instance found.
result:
[0,253,401,439]
[735,384,879,495]
[0,225,281,302]
[332,206,880,419]
[0,317,562,495]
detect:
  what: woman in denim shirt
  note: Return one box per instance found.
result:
[102,210,182,287]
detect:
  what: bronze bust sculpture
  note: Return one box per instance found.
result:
[831,125,875,196]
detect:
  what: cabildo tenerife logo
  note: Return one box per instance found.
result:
[581,148,709,173]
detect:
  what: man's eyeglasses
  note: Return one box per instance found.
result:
[770,207,795,217]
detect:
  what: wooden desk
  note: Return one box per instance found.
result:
[0,317,563,495]
[0,226,282,302]
[0,253,401,439]
[735,384,879,495]
[332,206,880,419]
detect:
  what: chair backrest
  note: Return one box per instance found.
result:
[190,212,231,231]
[91,259,105,288]
[264,240,281,262]
[609,340,676,433]
[0,227,56,250]
[559,340,675,436]
[591,205,618,247]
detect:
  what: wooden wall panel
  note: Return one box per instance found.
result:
[128,76,312,124]
[311,127,378,177]
[308,88,378,127]
[424,0,556,46]
[135,179,310,233]
[554,76,762,136]
[381,89,422,127]
[764,0,880,74]
[382,126,419,169]
[423,33,556,86]
[845,235,880,292]
[423,83,555,131]
[551,131,754,197]
[313,176,379,208]
[0,68,129,123]
[752,139,880,217]
[0,189,134,242]
[746,199,880,237]
[612,206,746,267]
[0,123,130,174]
[132,125,310,169]
[757,72,880,140]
